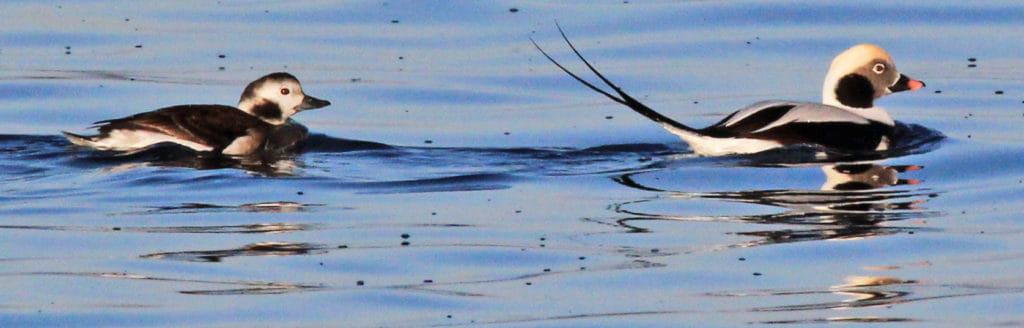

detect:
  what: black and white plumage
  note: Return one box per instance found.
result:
[62,72,330,156]
[533,26,925,156]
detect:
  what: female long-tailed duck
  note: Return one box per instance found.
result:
[533,27,925,156]
[63,72,330,156]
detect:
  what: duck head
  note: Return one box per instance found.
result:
[238,72,331,125]
[821,44,924,124]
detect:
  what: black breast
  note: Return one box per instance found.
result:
[750,121,893,151]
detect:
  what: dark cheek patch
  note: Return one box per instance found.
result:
[835,74,875,109]
[251,102,282,121]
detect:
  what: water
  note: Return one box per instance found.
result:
[2,1,1024,326]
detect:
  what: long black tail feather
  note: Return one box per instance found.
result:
[532,24,697,133]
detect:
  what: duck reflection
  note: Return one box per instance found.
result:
[609,163,938,246]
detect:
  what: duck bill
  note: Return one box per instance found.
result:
[888,74,925,93]
[298,95,331,111]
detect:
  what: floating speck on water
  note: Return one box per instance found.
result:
[64,46,70,50]
[753,272,762,276]
[391,19,399,24]
[503,131,510,135]
[578,256,586,260]
[134,44,142,48]
[605,116,614,120]
[112,227,121,231]
[64,51,70,55]
[401,233,410,239]
[218,66,225,71]
[693,101,699,104]
[446,315,452,319]
[996,90,1004,95]
[423,279,433,283]
[539,237,545,241]
[543,268,550,272]
[908,231,915,235]
[318,262,324,266]
[525,282,532,286]
[297,191,304,195]
[968,64,977,68]
[739,257,746,261]
[651,248,659,253]
[218,54,226,59]
[968,57,977,62]
[424,140,433,144]
[401,241,410,246]
[431,212,436,216]
[515,210,522,214]
[935,90,942,94]
[509,8,519,13]
[398,56,404,60]
[124,18,130,22]
[356,280,364,286]
[350,78,362,83]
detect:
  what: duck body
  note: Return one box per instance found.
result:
[671,100,895,155]
[64,104,274,155]
[533,27,924,156]
[63,72,329,156]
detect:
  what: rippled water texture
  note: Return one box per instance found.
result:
[2,1,1024,327]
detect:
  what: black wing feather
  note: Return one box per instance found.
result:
[96,105,270,149]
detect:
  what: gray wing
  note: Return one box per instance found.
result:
[707,101,871,136]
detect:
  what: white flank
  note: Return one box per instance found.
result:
[91,130,213,152]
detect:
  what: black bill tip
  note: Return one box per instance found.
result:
[299,95,331,110]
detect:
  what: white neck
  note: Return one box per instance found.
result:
[237,99,289,125]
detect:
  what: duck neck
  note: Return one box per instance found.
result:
[822,76,895,126]
[238,99,288,125]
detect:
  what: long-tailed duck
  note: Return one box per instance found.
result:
[533,27,925,156]
[63,72,330,156]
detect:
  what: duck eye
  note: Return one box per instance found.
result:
[280,88,290,95]
[872,63,886,74]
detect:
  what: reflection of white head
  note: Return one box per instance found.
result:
[237,72,331,125]
[820,164,899,191]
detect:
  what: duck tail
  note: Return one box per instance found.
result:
[62,131,98,147]
[530,23,699,135]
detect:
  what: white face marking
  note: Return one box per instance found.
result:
[253,79,305,121]
[237,75,314,125]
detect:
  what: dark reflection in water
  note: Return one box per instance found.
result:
[128,201,323,215]
[609,162,939,246]
[0,223,311,234]
[7,271,327,296]
[141,242,328,262]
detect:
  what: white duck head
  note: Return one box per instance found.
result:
[821,44,924,125]
[237,72,331,125]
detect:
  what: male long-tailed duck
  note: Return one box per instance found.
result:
[533,27,925,156]
[63,72,330,156]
